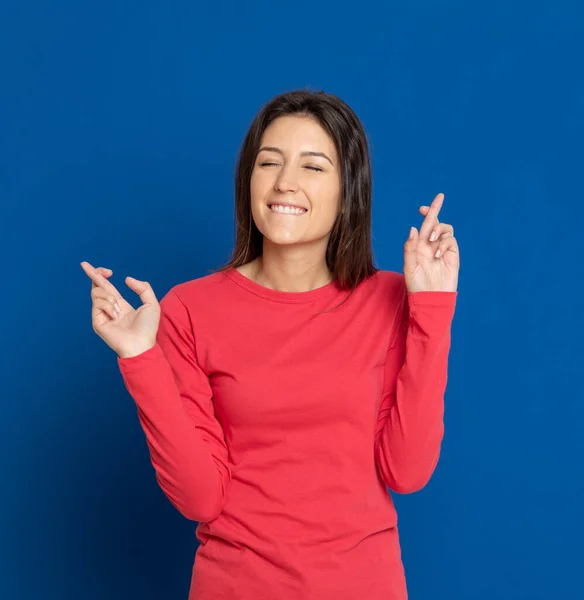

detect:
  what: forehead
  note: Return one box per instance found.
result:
[260,115,337,157]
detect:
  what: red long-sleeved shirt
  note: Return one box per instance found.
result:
[117,267,457,599]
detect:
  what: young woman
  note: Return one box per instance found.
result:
[81,89,459,599]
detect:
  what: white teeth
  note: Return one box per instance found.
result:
[269,204,307,215]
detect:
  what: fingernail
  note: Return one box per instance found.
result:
[430,231,436,242]
[115,303,121,312]
[435,249,441,258]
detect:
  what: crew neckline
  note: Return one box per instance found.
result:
[223,266,341,304]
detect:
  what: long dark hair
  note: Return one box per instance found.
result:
[213,89,380,304]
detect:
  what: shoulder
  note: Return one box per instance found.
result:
[365,269,407,298]
[352,269,408,323]
[160,269,232,312]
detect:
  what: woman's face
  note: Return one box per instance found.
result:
[250,115,342,248]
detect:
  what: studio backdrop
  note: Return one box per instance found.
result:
[1,1,582,599]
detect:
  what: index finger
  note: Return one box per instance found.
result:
[80,261,121,297]
[419,193,444,238]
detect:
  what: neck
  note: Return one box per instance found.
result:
[251,243,333,293]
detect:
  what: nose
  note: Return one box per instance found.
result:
[274,166,299,193]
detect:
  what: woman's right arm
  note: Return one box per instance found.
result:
[80,261,231,523]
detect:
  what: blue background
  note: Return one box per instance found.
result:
[2,1,582,598]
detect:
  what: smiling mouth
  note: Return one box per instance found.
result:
[268,204,308,215]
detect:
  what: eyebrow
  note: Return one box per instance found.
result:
[258,146,334,166]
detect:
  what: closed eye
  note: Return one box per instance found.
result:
[258,162,323,172]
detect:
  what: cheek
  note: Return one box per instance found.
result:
[309,179,341,212]
[250,170,271,201]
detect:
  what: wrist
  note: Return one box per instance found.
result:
[118,342,156,359]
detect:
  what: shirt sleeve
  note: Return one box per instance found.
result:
[116,288,231,522]
[374,278,458,494]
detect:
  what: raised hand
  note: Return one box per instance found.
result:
[80,261,161,358]
[403,193,460,293]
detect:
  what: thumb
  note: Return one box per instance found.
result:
[125,276,159,306]
[404,227,419,271]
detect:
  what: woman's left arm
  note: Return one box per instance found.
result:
[374,193,460,494]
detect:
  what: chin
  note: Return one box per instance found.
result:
[262,232,306,245]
